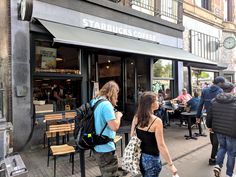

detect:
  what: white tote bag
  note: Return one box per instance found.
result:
[122,135,142,176]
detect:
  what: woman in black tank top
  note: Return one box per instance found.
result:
[131,91,178,177]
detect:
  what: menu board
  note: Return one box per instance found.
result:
[36,46,57,69]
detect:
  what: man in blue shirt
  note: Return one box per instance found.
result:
[196,76,225,165]
[91,81,123,177]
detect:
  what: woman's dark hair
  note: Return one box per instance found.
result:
[136,91,157,128]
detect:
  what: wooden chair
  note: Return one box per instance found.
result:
[114,135,123,157]
[43,113,63,148]
[47,123,75,177]
[64,111,77,121]
[64,111,77,141]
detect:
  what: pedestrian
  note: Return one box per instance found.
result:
[196,76,225,165]
[206,82,236,177]
[91,81,124,177]
[130,91,177,177]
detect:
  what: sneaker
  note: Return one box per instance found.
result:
[209,158,216,165]
[213,165,221,177]
[227,174,236,177]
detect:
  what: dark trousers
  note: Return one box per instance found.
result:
[210,132,219,159]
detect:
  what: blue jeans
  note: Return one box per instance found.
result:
[216,133,236,176]
[140,153,162,177]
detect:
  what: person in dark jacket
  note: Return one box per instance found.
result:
[186,91,200,112]
[206,83,236,177]
[196,76,225,165]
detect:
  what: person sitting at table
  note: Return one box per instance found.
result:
[185,91,200,112]
[155,90,169,128]
[50,82,65,111]
[171,88,192,126]
[173,88,192,105]
[164,88,172,100]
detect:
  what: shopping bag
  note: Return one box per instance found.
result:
[121,135,142,176]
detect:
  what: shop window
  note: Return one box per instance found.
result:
[152,59,173,100]
[33,39,82,113]
[35,41,81,74]
[33,78,81,113]
[183,66,189,91]
[191,70,214,94]
[153,59,173,78]
[126,58,135,103]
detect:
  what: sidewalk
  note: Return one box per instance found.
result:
[20,122,210,177]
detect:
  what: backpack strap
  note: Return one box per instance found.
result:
[92,98,108,136]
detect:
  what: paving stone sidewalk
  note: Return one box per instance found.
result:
[20,122,210,177]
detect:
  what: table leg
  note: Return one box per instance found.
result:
[194,120,207,137]
[124,133,129,147]
[80,150,85,177]
[184,116,197,140]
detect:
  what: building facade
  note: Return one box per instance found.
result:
[183,0,236,93]
[0,0,219,150]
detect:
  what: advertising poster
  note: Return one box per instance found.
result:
[36,46,57,69]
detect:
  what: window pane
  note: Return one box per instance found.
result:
[191,70,214,94]
[153,59,173,78]
[152,80,173,100]
[35,41,81,74]
[33,78,81,113]
[183,66,189,90]
[131,0,155,16]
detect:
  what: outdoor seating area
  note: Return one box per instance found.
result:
[20,120,209,177]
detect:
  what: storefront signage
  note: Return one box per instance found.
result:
[82,18,158,42]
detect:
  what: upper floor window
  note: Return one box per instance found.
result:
[224,0,233,22]
[131,0,155,16]
[196,0,210,10]
[190,30,219,62]
[130,0,181,24]
[161,0,179,23]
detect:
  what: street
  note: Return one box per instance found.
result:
[161,143,231,177]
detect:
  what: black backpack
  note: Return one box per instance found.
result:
[74,99,113,150]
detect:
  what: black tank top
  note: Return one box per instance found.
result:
[136,119,159,156]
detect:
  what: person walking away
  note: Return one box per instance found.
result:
[91,81,123,177]
[196,76,225,165]
[206,83,236,177]
[130,91,177,177]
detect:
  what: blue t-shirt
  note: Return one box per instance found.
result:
[91,97,116,152]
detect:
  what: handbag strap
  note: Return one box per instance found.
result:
[147,118,157,132]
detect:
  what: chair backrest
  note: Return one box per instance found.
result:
[44,113,63,121]
[48,123,75,133]
[64,111,77,120]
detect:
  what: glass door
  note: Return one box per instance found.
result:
[124,58,136,121]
